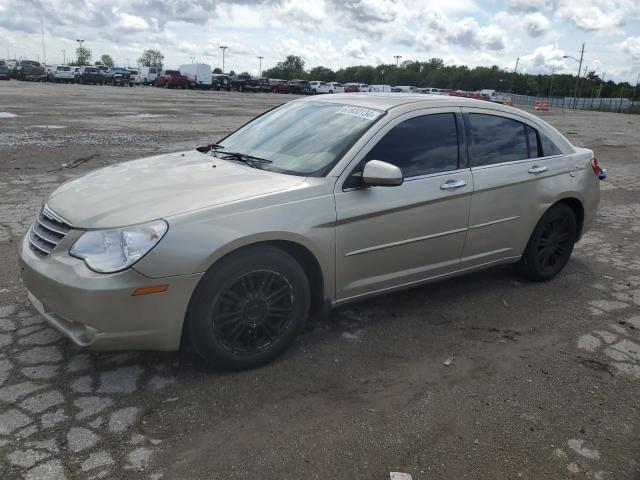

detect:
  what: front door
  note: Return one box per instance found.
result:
[334,110,472,302]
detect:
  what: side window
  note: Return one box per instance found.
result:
[365,113,459,178]
[540,132,563,156]
[468,114,528,166]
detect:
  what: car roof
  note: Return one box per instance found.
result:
[297,93,522,115]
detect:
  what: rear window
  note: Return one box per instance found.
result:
[86,68,97,73]
[166,70,180,75]
[467,114,528,166]
[57,66,71,71]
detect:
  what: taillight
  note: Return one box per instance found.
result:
[591,158,607,180]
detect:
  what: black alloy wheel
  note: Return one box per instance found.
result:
[187,246,310,370]
[212,270,294,355]
[515,203,577,281]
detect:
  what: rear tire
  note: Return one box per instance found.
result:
[187,246,310,370]
[514,203,577,281]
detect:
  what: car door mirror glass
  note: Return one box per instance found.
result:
[362,160,403,187]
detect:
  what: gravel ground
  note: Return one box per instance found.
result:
[0,81,639,480]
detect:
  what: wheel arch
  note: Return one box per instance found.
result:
[181,238,328,346]
[554,196,585,239]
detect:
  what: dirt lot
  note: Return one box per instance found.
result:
[1,81,639,480]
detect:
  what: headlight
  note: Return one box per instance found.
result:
[70,220,167,273]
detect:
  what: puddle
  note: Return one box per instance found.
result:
[0,112,18,118]
[32,125,67,129]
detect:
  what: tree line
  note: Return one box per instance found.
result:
[264,55,638,100]
[68,47,165,70]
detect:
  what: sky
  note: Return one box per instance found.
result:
[0,0,639,83]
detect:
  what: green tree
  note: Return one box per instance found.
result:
[138,49,164,69]
[308,66,335,81]
[74,46,92,66]
[213,67,223,74]
[99,54,114,67]
[263,55,306,80]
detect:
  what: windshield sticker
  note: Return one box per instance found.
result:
[337,106,382,121]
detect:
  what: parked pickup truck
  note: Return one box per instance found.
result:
[12,60,47,81]
[212,74,231,91]
[104,67,133,86]
[78,66,105,85]
[230,74,251,91]
[0,60,10,80]
[288,79,312,95]
[155,70,188,89]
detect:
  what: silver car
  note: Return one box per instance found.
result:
[19,94,604,369]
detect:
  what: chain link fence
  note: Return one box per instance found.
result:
[497,92,639,114]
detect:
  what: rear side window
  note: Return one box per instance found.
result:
[468,114,528,166]
[365,113,459,178]
[540,132,563,156]
[525,125,541,158]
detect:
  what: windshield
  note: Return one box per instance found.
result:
[218,101,385,176]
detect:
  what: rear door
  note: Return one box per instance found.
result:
[334,110,472,302]
[460,109,571,268]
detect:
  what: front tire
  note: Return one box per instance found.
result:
[187,246,310,370]
[514,203,577,281]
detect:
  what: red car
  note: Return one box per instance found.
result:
[466,92,486,100]
[155,70,188,89]
[269,79,291,94]
[344,83,361,93]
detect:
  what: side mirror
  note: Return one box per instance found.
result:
[362,160,403,187]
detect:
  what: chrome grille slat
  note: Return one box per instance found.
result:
[28,205,72,257]
[31,227,59,246]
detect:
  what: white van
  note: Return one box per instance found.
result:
[480,89,503,102]
[139,67,159,85]
[421,87,444,95]
[179,63,212,89]
[363,84,392,93]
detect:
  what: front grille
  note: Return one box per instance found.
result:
[29,206,72,257]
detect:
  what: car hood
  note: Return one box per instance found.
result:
[46,150,306,228]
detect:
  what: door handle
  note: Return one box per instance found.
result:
[528,165,548,174]
[440,179,467,190]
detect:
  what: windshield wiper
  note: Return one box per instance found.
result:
[196,143,226,154]
[217,151,273,169]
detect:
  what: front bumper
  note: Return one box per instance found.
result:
[19,233,203,351]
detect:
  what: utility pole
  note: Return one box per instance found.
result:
[257,56,263,77]
[572,43,584,108]
[510,57,519,93]
[597,73,605,98]
[577,64,588,100]
[61,49,66,64]
[548,67,555,97]
[220,46,227,73]
[394,55,402,67]
[40,19,46,63]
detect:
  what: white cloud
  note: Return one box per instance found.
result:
[507,0,555,13]
[523,13,552,37]
[519,44,566,73]
[115,12,149,32]
[343,39,369,59]
[618,36,640,60]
